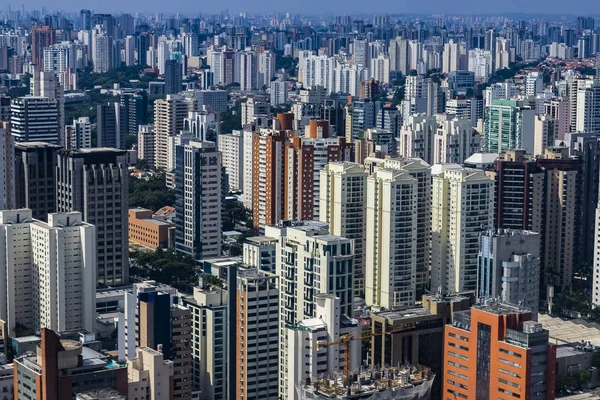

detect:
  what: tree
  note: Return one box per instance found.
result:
[130,248,198,286]
[129,175,176,211]
[125,134,138,150]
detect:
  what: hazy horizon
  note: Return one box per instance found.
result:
[5,0,600,17]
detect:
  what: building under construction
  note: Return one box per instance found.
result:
[295,365,435,400]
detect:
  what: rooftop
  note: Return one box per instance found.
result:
[245,236,277,245]
[539,314,600,348]
[373,307,433,322]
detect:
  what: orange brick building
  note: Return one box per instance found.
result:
[443,302,556,400]
[128,208,175,249]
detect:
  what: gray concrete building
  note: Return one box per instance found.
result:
[56,148,129,286]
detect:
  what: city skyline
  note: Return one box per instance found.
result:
[4,2,600,16]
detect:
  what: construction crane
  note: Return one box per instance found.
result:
[315,323,416,393]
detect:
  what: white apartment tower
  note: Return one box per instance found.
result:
[153,95,197,171]
[269,221,354,399]
[217,131,244,192]
[431,166,494,294]
[0,209,96,336]
[286,294,361,400]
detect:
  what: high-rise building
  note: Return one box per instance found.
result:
[575,78,600,134]
[483,99,536,154]
[237,50,257,91]
[56,148,129,286]
[236,269,279,400]
[218,131,244,192]
[10,97,60,144]
[0,209,96,335]
[13,329,128,400]
[478,230,542,316]
[284,120,353,220]
[533,114,556,157]
[92,26,113,73]
[431,166,494,294]
[365,167,418,309]
[251,128,289,231]
[344,100,375,142]
[443,302,556,400]
[80,9,92,30]
[174,140,222,260]
[30,68,65,142]
[489,148,579,292]
[154,95,197,171]
[127,347,174,400]
[124,35,136,66]
[121,282,192,399]
[0,122,14,210]
[269,221,355,399]
[14,142,61,221]
[31,25,55,68]
[434,116,481,165]
[165,59,183,95]
[97,102,126,149]
[319,162,368,295]
[181,284,229,400]
[137,125,155,168]
[121,92,149,135]
[65,117,93,150]
[398,114,437,165]
[286,294,361,400]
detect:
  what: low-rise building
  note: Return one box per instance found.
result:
[128,208,175,249]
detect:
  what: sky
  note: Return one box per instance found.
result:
[10,0,600,15]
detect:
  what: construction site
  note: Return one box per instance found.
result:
[295,365,435,400]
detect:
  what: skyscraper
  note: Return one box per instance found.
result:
[269,221,354,399]
[122,282,192,399]
[174,140,222,260]
[10,97,60,144]
[97,102,126,149]
[14,142,61,221]
[365,167,418,308]
[154,95,197,171]
[236,269,279,400]
[164,59,183,95]
[0,209,96,335]
[483,99,536,154]
[57,148,129,286]
[478,230,542,316]
[31,25,55,68]
[0,122,14,210]
[431,166,494,294]
[320,162,368,295]
[121,92,149,135]
[30,68,65,142]
[80,9,92,30]
[284,120,353,220]
[443,302,556,399]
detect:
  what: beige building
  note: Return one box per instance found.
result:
[433,116,480,165]
[319,162,368,295]
[365,168,417,309]
[137,125,155,168]
[431,166,494,294]
[534,114,556,157]
[128,347,174,400]
[153,95,196,171]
